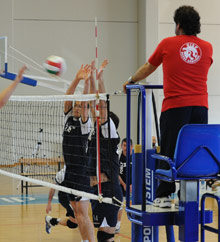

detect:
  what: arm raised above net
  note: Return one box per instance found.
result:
[89,60,96,123]
[81,75,90,123]
[97,59,108,124]
[64,64,90,114]
[0,66,26,108]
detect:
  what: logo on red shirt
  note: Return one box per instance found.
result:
[180,42,202,64]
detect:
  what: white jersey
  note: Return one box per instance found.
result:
[55,165,66,185]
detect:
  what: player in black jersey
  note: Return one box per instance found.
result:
[116,138,133,233]
[88,60,123,242]
[45,167,78,234]
[63,64,95,242]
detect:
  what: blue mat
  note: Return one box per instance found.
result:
[0,194,59,206]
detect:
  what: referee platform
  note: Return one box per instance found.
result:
[125,85,220,242]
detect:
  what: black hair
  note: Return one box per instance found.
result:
[109,111,119,130]
[121,137,133,146]
[174,5,201,35]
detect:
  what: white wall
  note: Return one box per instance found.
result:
[0,0,139,139]
[0,0,220,140]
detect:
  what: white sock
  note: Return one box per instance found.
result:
[81,240,89,242]
[116,221,121,229]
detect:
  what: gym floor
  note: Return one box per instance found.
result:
[0,175,218,241]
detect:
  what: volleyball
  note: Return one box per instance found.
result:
[44,55,66,76]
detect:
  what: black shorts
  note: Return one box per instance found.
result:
[91,182,123,228]
[156,106,208,197]
[64,169,90,193]
[68,193,83,202]
[58,191,75,218]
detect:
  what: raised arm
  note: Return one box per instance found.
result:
[64,64,90,114]
[123,62,157,93]
[0,66,26,108]
[97,59,108,124]
[89,60,97,122]
[81,66,91,122]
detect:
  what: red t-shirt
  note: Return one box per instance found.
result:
[148,35,213,112]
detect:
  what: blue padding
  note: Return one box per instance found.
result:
[0,72,37,86]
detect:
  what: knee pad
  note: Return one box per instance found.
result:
[97,230,114,242]
[67,219,78,229]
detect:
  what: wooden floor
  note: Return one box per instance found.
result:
[0,175,219,242]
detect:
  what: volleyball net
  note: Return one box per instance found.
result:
[0,93,122,206]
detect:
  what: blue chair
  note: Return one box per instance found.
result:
[152,124,220,242]
[152,124,220,182]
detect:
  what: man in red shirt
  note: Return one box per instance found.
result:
[123,5,213,208]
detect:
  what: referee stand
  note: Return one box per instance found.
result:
[125,85,218,242]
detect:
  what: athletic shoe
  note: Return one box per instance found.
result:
[175,200,179,209]
[45,215,52,234]
[153,196,171,208]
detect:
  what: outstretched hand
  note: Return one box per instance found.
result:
[75,64,91,81]
[90,60,96,73]
[97,59,108,80]
[15,65,27,83]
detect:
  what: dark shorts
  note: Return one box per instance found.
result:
[68,194,83,202]
[64,168,90,193]
[156,106,208,197]
[91,182,123,228]
[58,191,75,218]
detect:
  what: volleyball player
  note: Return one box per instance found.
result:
[62,64,95,242]
[116,138,133,234]
[88,60,123,242]
[0,66,26,108]
[45,167,78,234]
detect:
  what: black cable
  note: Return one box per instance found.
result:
[106,94,114,199]
[152,91,161,146]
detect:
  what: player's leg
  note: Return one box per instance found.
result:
[92,183,123,241]
[45,214,77,233]
[97,227,115,242]
[154,107,194,207]
[115,207,123,233]
[58,191,78,227]
[45,191,78,234]
[71,198,95,242]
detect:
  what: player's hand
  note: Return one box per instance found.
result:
[97,59,108,80]
[123,80,130,94]
[46,204,52,214]
[15,65,27,83]
[75,64,91,81]
[90,60,96,75]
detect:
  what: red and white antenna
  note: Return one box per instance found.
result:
[95,16,102,197]
[95,16,99,81]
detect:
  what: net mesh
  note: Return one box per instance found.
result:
[0,94,120,205]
